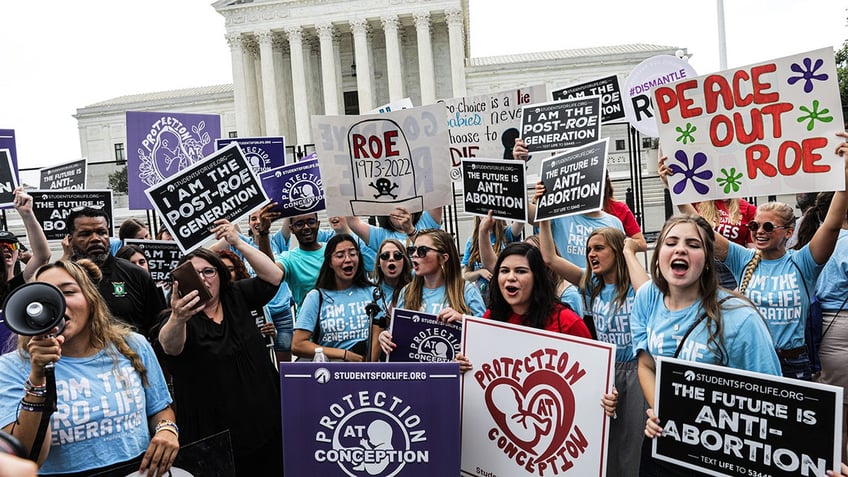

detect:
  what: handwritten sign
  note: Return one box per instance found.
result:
[145,143,268,253]
[39,159,87,190]
[124,239,182,283]
[311,104,452,217]
[258,159,326,218]
[552,75,625,123]
[654,357,842,477]
[521,97,602,153]
[126,111,221,210]
[0,150,19,208]
[215,136,285,173]
[655,48,845,204]
[461,158,527,221]
[30,190,113,240]
[535,138,609,221]
[461,315,614,477]
[439,85,547,180]
[623,55,698,138]
[386,308,462,363]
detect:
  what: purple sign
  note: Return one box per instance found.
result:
[386,308,462,363]
[280,362,460,476]
[215,136,286,174]
[126,111,221,210]
[0,129,18,174]
[258,159,325,218]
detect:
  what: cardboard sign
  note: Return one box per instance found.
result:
[655,48,845,204]
[123,239,182,283]
[31,190,113,241]
[535,138,609,221]
[386,308,462,363]
[258,159,326,218]
[145,143,268,253]
[654,357,843,477]
[439,85,547,180]
[280,362,461,476]
[215,136,286,173]
[460,316,615,477]
[521,97,602,153]
[623,55,698,138]
[461,158,527,221]
[552,75,625,123]
[311,103,452,217]
[126,111,221,210]
[39,159,87,190]
[0,149,19,208]
[368,98,414,114]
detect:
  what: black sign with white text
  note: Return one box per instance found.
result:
[520,96,601,153]
[124,239,182,283]
[0,149,19,208]
[654,357,842,477]
[31,190,113,240]
[535,138,608,222]
[39,159,87,190]
[461,158,526,222]
[552,75,625,123]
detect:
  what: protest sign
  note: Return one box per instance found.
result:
[0,130,18,174]
[145,143,268,253]
[461,315,615,477]
[623,55,698,138]
[311,103,452,217]
[535,138,609,222]
[39,159,87,190]
[654,357,843,477]
[126,111,221,210]
[0,150,19,208]
[440,85,547,180]
[124,239,182,283]
[520,97,602,153]
[654,48,845,204]
[215,136,286,172]
[461,158,527,221]
[369,98,414,114]
[258,159,325,218]
[552,75,625,123]
[386,308,462,363]
[280,362,461,476]
[31,190,112,240]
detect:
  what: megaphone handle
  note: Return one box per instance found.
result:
[27,361,57,461]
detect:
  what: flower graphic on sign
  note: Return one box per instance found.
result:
[797,100,833,131]
[669,150,712,195]
[788,57,828,93]
[138,119,210,187]
[717,167,743,194]
[675,123,697,144]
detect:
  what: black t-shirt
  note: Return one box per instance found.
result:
[97,255,167,338]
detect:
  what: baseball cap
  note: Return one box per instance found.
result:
[0,231,19,244]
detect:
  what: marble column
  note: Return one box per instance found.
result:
[257,30,281,135]
[381,15,404,101]
[242,38,262,136]
[316,23,340,115]
[286,26,311,145]
[225,33,250,137]
[272,36,291,141]
[413,11,435,105]
[445,8,467,97]
[350,18,374,113]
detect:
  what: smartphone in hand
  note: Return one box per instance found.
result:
[170,261,212,305]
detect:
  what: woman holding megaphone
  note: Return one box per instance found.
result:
[0,260,178,476]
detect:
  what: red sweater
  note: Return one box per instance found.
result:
[484,303,592,339]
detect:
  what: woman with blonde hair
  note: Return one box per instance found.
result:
[0,259,178,475]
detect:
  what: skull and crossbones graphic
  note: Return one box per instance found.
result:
[369,178,399,199]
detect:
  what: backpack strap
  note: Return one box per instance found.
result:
[311,290,324,344]
[673,296,733,359]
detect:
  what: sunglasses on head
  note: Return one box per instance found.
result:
[70,204,105,213]
[407,245,441,258]
[379,251,404,261]
[747,221,790,233]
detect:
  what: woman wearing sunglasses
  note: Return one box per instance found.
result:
[378,229,486,355]
[660,137,848,380]
[370,239,413,360]
[157,219,284,476]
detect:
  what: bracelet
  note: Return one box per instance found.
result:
[155,419,179,438]
[343,350,348,362]
[20,398,45,413]
[24,379,46,398]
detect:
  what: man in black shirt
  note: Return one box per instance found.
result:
[65,206,166,338]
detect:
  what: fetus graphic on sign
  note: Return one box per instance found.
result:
[347,119,422,215]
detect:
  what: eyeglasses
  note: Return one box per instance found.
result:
[0,242,20,252]
[70,204,105,212]
[407,245,441,258]
[291,218,318,229]
[380,251,404,261]
[197,267,218,278]
[332,250,359,260]
[747,221,791,233]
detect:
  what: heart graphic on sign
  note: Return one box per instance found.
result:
[484,369,575,462]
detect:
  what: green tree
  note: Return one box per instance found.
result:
[108,165,127,194]
[837,40,848,119]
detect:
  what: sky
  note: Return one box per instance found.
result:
[0,0,845,173]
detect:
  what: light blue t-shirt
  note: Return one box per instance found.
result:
[585,282,637,363]
[276,245,326,310]
[240,231,294,318]
[560,284,584,317]
[724,243,822,350]
[815,229,848,311]
[631,283,780,375]
[0,333,172,475]
[366,211,441,252]
[397,282,486,317]
[551,213,624,268]
[295,286,378,350]
[461,228,519,291]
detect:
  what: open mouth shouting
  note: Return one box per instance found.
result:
[669,258,689,277]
